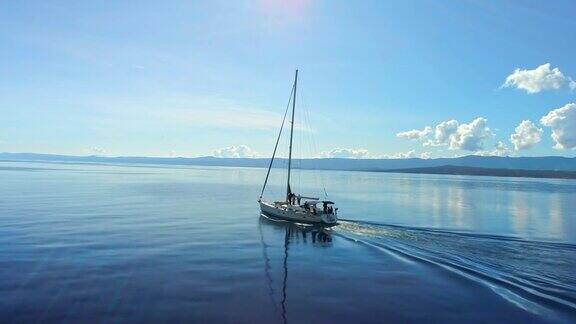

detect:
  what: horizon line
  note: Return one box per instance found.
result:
[1,151,575,160]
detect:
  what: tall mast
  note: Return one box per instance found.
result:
[286,69,298,202]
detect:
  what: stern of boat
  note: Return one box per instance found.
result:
[321,213,338,225]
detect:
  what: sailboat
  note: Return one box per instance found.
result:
[258,70,338,226]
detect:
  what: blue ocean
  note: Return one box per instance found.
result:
[1,161,575,323]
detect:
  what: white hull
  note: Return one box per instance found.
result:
[259,201,338,225]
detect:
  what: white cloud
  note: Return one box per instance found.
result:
[404,118,493,152]
[420,152,431,159]
[157,106,312,131]
[570,79,576,91]
[424,120,459,146]
[83,147,106,155]
[540,103,576,149]
[502,63,574,94]
[381,150,417,159]
[509,120,543,151]
[88,93,314,132]
[320,149,424,159]
[449,118,493,151]
[396,126,432,140]
[475,141,511,157]
[494,141,510,157]
[320,148,370,159]
[213,145,259,158]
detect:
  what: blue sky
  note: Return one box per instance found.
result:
[1,0,575,158]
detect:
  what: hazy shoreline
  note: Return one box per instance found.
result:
[2,152,576,180]
[374,165,576,180]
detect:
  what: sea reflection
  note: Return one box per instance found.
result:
[509,191,530,235]
[365,175,576,240]
[258,216,333,324]
[548,193,573,242]
[259,215,334,245]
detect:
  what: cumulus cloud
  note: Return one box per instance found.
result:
[493,141,510,156]
[320,148,370,159]
[424,120,459,147]
[475,141,510,157]
[381,150,417,159]
[570,80,576,91]
[449,118,493,151]
[494,141,510,156]
[502,63,574,94]
[540,103,576,149]
[84,147,106,155]
[420,152,431,159]
[319,149,422,159]
[213,145,259,158]
[396,126,432,140]
[402,118,493,152]
[510,120,543,151]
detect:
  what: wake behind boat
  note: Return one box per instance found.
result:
[258,70,338,226]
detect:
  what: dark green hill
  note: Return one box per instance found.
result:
[377,165,576,179]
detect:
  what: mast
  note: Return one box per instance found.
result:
[258,82,294,202]
[286,69,298,203]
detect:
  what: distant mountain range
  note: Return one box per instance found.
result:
[2,152,576,177]
[378,165,576,179]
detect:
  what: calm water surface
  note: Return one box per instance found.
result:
[1,161,575,323]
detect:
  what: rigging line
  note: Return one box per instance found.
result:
[300,90,316,190]
[301,93,322,196]
[303,93,315,171]
[297,82,304,191]
[304,101,327,196]
[259,81,296,201]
